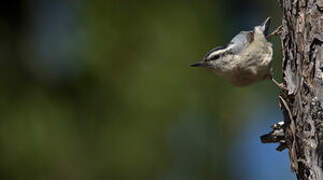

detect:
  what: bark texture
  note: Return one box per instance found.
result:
[279,0,323,179]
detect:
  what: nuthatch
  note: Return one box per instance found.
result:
[191,17,283,88]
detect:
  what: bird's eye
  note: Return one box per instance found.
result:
[211,55,219,60]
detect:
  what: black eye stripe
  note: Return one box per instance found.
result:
[204,54,219,62]
[210,55,219,60]
[203,45,227,60]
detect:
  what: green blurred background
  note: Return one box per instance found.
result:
[0,0,295,180]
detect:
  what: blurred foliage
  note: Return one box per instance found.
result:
[0,0,293,180]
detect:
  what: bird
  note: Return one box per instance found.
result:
[191,17,283,88]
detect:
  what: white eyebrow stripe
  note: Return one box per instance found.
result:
[207,44,234,59]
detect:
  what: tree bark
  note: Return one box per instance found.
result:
[262,0,323,179]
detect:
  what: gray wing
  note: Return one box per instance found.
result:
[227,31,254,54]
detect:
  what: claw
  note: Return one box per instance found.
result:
[271,78,287,91]
[266,25,283,39]
[269,67,288,91]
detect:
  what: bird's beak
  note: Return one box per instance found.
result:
[190,61,204,67]
[261,17,271,36]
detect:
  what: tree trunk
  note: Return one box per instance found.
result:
[262,0,323,179]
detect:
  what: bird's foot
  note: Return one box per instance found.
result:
[266,25,283,39]
[271,78,287,91]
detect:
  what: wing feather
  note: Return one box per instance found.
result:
[227,31,254,54]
